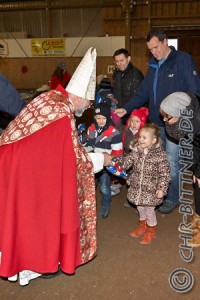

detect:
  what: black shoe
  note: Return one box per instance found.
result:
[98,207,110,218]
[41,267,62,279]
[123,200,132,208]
[157,201,179,214]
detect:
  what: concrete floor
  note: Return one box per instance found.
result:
[0,183,199,300]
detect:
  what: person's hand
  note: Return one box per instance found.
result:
[102,153,112,166]
[193,175,200,187]
[115,108,127,118]
[156,190,164,198]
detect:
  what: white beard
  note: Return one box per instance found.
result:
[75,108,85,117]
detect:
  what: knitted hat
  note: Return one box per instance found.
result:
[100,77,111,90]
[66,47,96,100]
[129,107,149,128]
[160,92,191,117]
[96,74,106,85]
[57,61,66,71]
[94,103,111,119]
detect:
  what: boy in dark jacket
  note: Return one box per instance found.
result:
[86,102,123,218]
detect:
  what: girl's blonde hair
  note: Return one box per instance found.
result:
[129,123,161,149]
[140,123,161,145]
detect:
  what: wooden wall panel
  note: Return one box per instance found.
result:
[178,36,200,72]
[132,3,148,18]
[0,57,115,89]
[131,19,149,39]
[151,1,200,17]
[102,7,125,36]
[104,20,125,36]
[102,7,122,19]
[152,3,163,16]
[131,39,149,75]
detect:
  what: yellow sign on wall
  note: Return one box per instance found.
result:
[31,38,65,56]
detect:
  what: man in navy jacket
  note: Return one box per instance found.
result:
[0,73,26,121]
[116,29,200,214]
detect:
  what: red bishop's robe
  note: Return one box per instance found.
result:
[0,85,96,277]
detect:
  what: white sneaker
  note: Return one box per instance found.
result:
[111,188,120,197]
[8,274,18,282]
[111,183,121,190]
[19,270,41,286]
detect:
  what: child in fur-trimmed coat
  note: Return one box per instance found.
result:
[113,123,171,244]
[122,107,149,208]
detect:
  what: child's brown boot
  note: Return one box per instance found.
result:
[188,220,200,247]
[140,225,156,244]
[130,220,147,237]
[190,213,200,234]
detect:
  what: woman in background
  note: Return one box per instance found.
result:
[50,62,71,89]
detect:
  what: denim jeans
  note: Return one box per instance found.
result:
[95,170,111,208]
[159,127,180,205]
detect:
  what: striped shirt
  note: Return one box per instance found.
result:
[86,124,123,157]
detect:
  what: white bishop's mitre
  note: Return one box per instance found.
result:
[66,47,97,100]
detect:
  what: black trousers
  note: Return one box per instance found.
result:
[194,181,200,215]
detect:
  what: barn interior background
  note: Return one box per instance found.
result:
[0,0,199,89]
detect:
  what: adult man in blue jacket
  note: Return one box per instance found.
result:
[0,73,26,121]
[116,29,200,214]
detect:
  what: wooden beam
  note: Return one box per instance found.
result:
[151,0,197,2]
[0,0,121,11]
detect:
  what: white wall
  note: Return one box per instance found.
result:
[0,36,125,58]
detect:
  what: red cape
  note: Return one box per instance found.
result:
[0,90,96,277]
